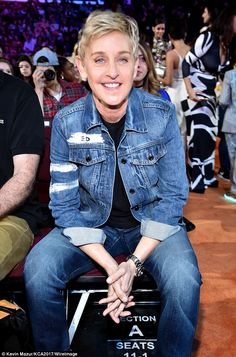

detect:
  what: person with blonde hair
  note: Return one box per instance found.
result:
[25,10,201,354]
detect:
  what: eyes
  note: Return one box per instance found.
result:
[155,26,165,31]
[138,55,146,64]
[19,65,30,69]
[93,56,130,65]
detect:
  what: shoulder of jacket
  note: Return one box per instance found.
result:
[138,90,173,111]
[55,96,86,120]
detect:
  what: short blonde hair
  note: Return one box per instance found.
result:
[78,10,139,60]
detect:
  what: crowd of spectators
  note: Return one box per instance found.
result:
[0,0,96,65]
[0,0,233,68]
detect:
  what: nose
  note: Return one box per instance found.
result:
[107,60,119,79]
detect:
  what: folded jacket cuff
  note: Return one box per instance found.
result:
[140,219,181,241]
[63,227,106,246]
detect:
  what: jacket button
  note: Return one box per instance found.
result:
[134,205,139,211]
[86,155,91,162]
[121,158,127,164]
[129,188,135,194]
[148,154,154,161]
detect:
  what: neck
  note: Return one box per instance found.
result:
[46,81,61,95]
[134,81,144,88]
[172,39,184,47]
[94,96,128,123]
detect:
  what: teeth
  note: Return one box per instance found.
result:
[104,83,119,88]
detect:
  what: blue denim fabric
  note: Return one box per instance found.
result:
[225,133,236,192]
[24,225,201,355]
[49,88,188,245]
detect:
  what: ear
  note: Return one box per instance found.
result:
[75,56,87,81]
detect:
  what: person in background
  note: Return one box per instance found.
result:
[0,58,14,75]
[182,5,236,193]
[32,47,87,214]
[16,54,35,87]
[57,55,80,83]
[23,32,37,56]
[200,1,222,33]
[150,15,171,79]
[199,1,230,182]
[133,41,170,100]
[156,21,190,149]
[25,10,201,354]
[0,71,44,281]
[219,51,236,203]
[134,40,195,232]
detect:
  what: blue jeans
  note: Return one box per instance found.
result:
[225,133,236,193]
[24,226,201,356]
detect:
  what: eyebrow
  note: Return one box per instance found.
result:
[91,50,131,56]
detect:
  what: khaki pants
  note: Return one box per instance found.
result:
[0,216,33,281]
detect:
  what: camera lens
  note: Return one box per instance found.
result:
[44,69,56,81]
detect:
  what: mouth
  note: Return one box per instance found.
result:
[102,82,121,88]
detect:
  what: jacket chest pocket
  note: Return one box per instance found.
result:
[130,143,166,188]
[69,145,106,190]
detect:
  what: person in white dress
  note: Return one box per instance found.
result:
[156,21,190,149]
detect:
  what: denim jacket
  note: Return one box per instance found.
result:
[49,88,188,246]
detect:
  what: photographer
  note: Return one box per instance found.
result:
[32,47,87,120]
[32,48,87,217]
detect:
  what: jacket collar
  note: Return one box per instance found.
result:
[84,88,148,133]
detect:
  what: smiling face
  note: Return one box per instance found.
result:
[77,31,138,121]
[152,23,165,40]
[133,48,148,87]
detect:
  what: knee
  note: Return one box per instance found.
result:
[161,255,201,298]
[24,244,56,290]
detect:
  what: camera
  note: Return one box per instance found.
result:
[44,69,56,81]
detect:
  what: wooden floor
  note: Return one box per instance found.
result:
[185,177,236,356]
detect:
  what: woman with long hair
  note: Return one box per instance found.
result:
[182,5,236,193]
[16,55,34,86]
[133,40,169,99]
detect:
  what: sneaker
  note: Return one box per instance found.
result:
[224,191,236,203]
[217,171,230,182]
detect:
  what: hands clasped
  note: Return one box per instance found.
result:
[99,260,136,324]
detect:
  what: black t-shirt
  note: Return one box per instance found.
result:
[102,116,139,228]
[0,72,44,233]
